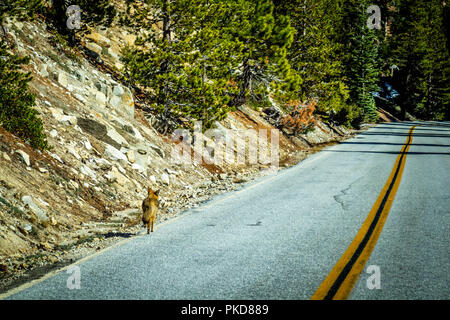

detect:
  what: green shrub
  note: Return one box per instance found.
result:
[0,41,48,150]
[329,103,364,129]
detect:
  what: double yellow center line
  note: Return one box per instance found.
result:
[311,125,416,300]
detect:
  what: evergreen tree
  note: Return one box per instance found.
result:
[340,0,381,123]
[274,0,354,125]
[0,0,48,150]
[223,0,298,108]
[121,0,240,131]
[388,0,450,120]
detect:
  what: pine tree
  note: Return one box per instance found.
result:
[121,0,239,131]
[223,0,298,108]
[340,0,381,123]
[0,0,48,150]
[388,0,450,120]
[273,0,354,124]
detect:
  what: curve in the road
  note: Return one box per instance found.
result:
[312,126,417,300]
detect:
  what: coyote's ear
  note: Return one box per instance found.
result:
[154,189,160,196]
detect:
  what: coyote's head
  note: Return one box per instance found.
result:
[147,187,159,198]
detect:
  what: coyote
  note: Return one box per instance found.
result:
[142,187,159,234]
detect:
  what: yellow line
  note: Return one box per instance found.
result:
[311,126,416,300]
[0,127,374,300]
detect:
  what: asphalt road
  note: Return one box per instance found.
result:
[3,122,449,300]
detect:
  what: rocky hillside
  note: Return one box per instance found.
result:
[0,17,355,291]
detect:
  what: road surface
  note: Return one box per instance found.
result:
[2,121,449,300]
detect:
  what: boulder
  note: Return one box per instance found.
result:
[22,195,48,223]
[106,126,129,148]
[95,91,107,106]
[39,63,49,77]
[49,129,58,138]
[86,32,111,48]
[57,72,68,87]
[77,117,123,149]
[105,167,130,186]
[15,150,30,166]
[126,150,136,163]
[85,41,103,55]
[104,145,127,162]
[161,173,170,185]
[113,85,125,97]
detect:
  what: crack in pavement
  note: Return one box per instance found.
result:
[333,177,363,211]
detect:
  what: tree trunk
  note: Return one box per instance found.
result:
[231,58,252,107]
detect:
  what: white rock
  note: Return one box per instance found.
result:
[131,127,144,141]
[16,150,30,166]
[165,168,178,175]
[117,164,126,175]
[113,85,125,97]
[49,129,58,138]
[3,152,11,161]
[131,163,144,173]
[104,145,127,162]
[39,63,49,77]
[95,91,107,106]
[126,150,135,163]
[80,164,96,179]
[86,41,103,55]
[106,167,130,186]
[57,72,68,87]
[150,175,157,185]
[84,140,92,150]
[37,197,49,207]
[106,127,129,147]
[50,107,77,125]
[74,93,87,104]
[67,145,81,160]
[64,115,77,125]
[109,95,121,108]
[21,195,48,222]
[161,173,170,185]
[48,152,63,163]
[94,157,112,169]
